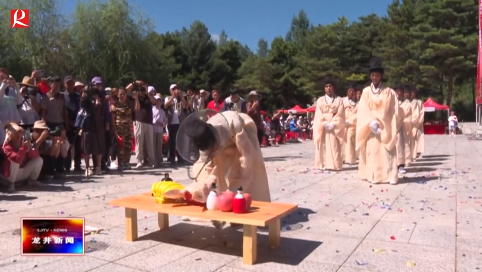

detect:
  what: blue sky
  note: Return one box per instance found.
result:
[62,0,392,50]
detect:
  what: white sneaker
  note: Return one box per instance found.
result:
[134,163,143,169]
[398,168,407,174]
[389,181,397,185]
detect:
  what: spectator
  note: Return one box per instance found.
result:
[126,81,156,168]
[198,89,210,110]
[152,93,167,167]
[270,112,284,145]
[289,116,303,141]
[74,81,84,93]
[222,88,247,113]
[63,76,82,172]
[40,76,67,130]
[91,77,112,172]
[165,84,187,164]
[206,89,224,112]
[110,88,134,170]
[448,111,458,137]
[18,76,41,130]
[0,68,22,124]
[35,122,68,179]
[246,90,264,145]
[79,86,109,176]
[1,122,43,192]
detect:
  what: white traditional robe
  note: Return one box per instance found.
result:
[411,99,425,158]
[313,95,346,170]
[165,111,271,203]
[396,99,413,166]
[342,97,358,164]
[356,85,399,184]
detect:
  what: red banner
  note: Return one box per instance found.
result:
[477,0,482,104]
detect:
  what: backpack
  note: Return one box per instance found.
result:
[74,108,91,130]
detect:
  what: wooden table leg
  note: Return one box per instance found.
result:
[158,213,169,230]
[268,219,281,248]
[125,208,138,241]
[242,225,257,265]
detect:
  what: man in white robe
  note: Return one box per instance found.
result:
[394,85,412,174]
[342,86,358,165]
[356,58,399,184]
[313,76,346,171]
[410,88,424,159]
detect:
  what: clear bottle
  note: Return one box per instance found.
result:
[206,182,219,210]
[232,186,247,214]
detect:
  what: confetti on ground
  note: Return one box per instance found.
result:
[356,260,368,265]
[373,248,386,253]
[406,261,416,267]
[390,236,396,240]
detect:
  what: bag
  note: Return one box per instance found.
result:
[75,109,91,130]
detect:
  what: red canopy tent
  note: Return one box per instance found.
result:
[423,97,449,135]
[307,106,316,112]
[278,105,307,114]
[423,97,449,111]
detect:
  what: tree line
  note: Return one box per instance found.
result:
[0,0,478,120]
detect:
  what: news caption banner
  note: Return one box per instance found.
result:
[21,218,85,256]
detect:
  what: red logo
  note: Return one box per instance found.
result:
[11,10,29,28]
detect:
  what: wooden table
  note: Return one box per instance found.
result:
[109,193,298,265]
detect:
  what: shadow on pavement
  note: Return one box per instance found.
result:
[410,162,445,167]
[264,155,303,162]
[415,158,448,162]
[406,167,438,173]
[138,222,322,266]
[397,176,439,184]
[0,194,38,201]
[421,154,450,158]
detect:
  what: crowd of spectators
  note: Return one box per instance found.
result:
[0,68,311,192]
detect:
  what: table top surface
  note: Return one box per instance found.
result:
[109,193,298,226]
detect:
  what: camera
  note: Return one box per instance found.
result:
[48,126,64,137]
[132,82,146,93]
[83,83,101,98]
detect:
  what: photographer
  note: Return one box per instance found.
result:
[18,76,41,130]
[78,84,109,176]
[31,121,68,179]
[164,84,188,164]
[91,77,112,172]
[126,80,157,168]
[0,68,22,124]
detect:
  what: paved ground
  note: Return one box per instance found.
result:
[0,135,481,272]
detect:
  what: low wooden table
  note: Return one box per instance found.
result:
[109,193,298,265]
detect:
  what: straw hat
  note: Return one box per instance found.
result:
[74,81,84,87]
[18,76,37,88]
[33,120,48,130]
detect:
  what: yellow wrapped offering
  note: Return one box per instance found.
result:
[151,181,185,204]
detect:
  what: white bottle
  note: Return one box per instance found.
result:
[206,182,218,211]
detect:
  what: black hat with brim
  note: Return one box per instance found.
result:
[322,75,336,87]
[369,57,384,74]
[185,118,217,152]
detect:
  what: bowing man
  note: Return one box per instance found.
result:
[356,58,399,184]
[313,76,346,171]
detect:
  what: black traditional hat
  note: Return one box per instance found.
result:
[185,118,217,152]
[369,57,384,74]
[322,75,336,87]
[393,84,404,91]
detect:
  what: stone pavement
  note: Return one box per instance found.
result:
[0,135,481,272]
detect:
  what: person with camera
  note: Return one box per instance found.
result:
[63,76,82,172]
[0,68,22,125]
[1,122,44,192]
[124,81,157,168]
[110,87,134,170]
[18,76,41,131]
[206,89,224,112]
[165,84,189,165]
[221,88,247,113]
[78,84,110,176]
[30,121,68,179]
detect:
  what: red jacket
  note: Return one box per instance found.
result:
[1,143,28,178]
[206,99,224,112]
